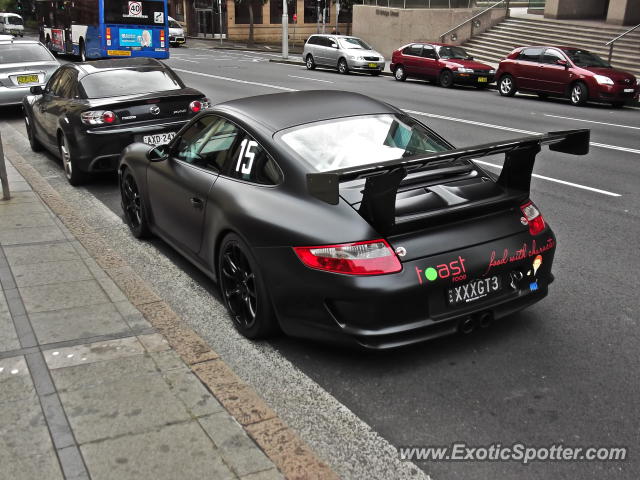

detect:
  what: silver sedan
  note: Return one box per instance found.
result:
[0,39,59,106]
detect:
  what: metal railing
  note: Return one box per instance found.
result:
[439,0,509,42]
[605,23,640,63]
[361,0,475,8]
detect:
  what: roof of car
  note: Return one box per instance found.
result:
[0,38,41,45]
[215,90,398,133]
[72,57,164,75]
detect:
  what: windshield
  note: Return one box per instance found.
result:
[338,37,371,50]
[437,45,470,60]
[280,114,450,172]
[563,49,610,68]
[0,43,54,63]
[169,20,182,28]
[80,68,182,98]
[7,16,23,25]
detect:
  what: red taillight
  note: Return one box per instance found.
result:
[102,111,116,124]
[520,201,546,235]
[294,239,402,275]
[189,100,202,113]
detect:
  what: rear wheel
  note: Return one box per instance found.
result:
[570,82,588,106]
[338,58,349,75]
[439,70,454,88]
[394,65,407,81]
[24,115,42,152]
[498,74,516,96]
[58,133,86,186]
[120,169,151,238]
[305,54,316,70]
[218,233,277,339]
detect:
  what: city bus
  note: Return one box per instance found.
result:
[35,0,169,60]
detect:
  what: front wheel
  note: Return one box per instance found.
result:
[25,115,42,152]
[58,133,86,186]
[338,58,349,75]
[439,70,454,88]
[611,101,625,109]
[120,169,151,238]
[218,233,277,339]
[305,54,316,70]
[394,65,407,81]
[570,82,588,106]
[498,74,517,97]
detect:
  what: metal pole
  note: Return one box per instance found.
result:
[0,131,9,201]
[335,1,339,34]
[218,0,223,45]
[608,43,613,63]
[317,0,320,33]
[282,0,289,58]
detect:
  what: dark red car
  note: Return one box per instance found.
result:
[390,43,496,88]
[496,46,639,107]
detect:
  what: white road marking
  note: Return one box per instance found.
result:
[172,68,297,91]
[405,109,640,155]
[288,75,334,83]
[168,57,199,63]
[474,160,622,197]
[543,113,640,131]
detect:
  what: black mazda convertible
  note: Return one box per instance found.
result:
[119,90,589,349]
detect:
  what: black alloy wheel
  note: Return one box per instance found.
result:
[439,70,454,88]
[218,234,276,339]
[121,170,151,238]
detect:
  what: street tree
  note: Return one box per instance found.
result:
[235,0,267,47]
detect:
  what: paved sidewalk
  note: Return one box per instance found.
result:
[0,162,282,479]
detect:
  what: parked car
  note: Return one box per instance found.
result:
[390,42,496,88]
[496,46,639,107]
[168,16,186,47]
[118,89,589,349]
[0,38,59,107]
[303,35,384,75]
[0,13,24,37]
[23,58,210,185]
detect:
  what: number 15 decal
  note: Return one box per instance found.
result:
[236,139,258,175]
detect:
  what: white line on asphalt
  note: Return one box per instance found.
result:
[288,75,334,83]
[168,57,199,63]
[543,113,640,131]
[172,68,297,91]
[405,109,640,155]
[474,160,622,197]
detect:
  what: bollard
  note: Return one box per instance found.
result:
[0,129,10,200]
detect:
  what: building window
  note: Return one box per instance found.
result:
[304,0,330,24]
[270,0,296,24]
[235,1,263,24]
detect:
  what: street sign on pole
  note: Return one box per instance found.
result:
[282,0,289,59]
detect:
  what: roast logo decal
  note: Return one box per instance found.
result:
[415,256,466,285]
[484,238,554,275]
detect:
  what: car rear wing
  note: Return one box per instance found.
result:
[307,129,590,233]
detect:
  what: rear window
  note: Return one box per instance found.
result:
[104,0,166,25]
[0,43,54,63]
[80,68,182,98]
[280,114,450,172]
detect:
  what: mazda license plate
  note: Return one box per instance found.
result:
[447,276,502,306]
[143,132,176,146]
[478,77,488,82]
[17,74,39,85]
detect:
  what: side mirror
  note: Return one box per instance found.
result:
[556,59,568,68]
[468,56,474,60]
[30,85,43,95]
[147,144,168,162]
[330,43,337,49]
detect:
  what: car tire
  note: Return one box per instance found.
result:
[611,101,625,109]
[439,70,454,88]
[58,133,86,186]
[79,39,86,62]
[394,65,407,81]
[338,58,349,75]
[218,233,277,339]
[24,115,42,152]
[498,74,517,97]
[120,168,151,238]
[570,82,588,106]
[305,54,316,70]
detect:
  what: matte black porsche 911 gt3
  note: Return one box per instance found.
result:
[118,90,589,349]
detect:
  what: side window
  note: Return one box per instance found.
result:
[173,116,240,173]
[44,68,65,95]
[403,44,422,56]
[307,36,317,45]
[421,46,436,59]
[228,133,281,185]
[56,69,78,98]
[541,48,566,65]
[517,47,543,62]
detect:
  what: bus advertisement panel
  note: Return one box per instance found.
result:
[36,0,169,60]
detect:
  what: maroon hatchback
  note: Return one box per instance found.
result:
[390,43,496,88]
[496,46,639,107]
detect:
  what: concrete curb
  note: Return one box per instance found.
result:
[3,144,340,480]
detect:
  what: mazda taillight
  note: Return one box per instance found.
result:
[521,201,546,235]
[81,110,117,125]
[294,239,402,275]
[189,100,202,113]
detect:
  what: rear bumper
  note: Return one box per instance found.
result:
[169,36,186,44]
[0,85,35,106]
[256,229,556,349]
[72,119,188,172]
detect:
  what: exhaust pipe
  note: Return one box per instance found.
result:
[478,311,493,329]
[459,316,477,334]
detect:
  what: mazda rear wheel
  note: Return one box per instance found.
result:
[58,134,86,186]
[120,169,151,238]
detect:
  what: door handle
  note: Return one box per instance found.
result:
[190,197,203,209]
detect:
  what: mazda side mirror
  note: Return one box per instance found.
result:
[30,85,43,95]
[556,59,568,68]
[147,145,168,162]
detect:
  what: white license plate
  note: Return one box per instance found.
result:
[143,132,176,146]
[447,275,502,306]
[623,88,634,93]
